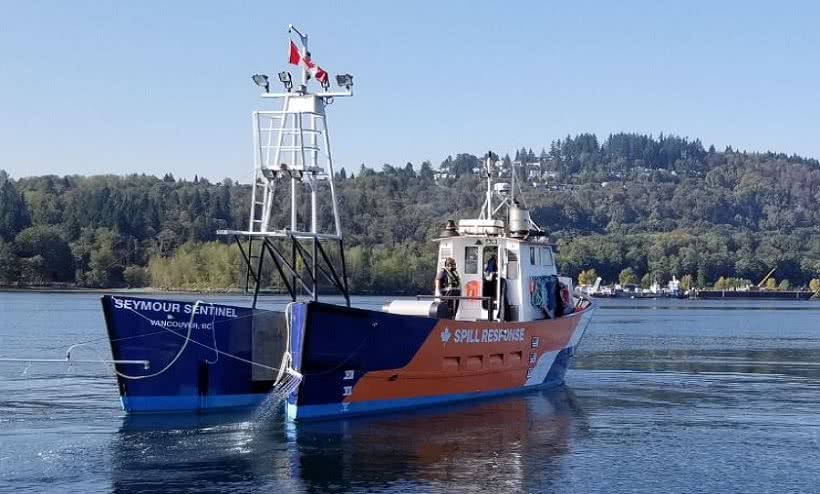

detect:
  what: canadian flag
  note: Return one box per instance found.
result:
[288,40,328,85]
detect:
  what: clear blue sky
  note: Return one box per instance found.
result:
[2,1,819,182]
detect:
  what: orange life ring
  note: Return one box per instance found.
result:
[465,280,481,297]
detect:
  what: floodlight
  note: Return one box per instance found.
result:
[335,74,353,89]
[278,71,293,91]
[252,74,270,92]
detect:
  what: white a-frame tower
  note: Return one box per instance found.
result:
[218,25,354,307]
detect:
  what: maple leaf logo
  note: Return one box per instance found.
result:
[440,327,451,343]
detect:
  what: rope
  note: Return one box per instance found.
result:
[30,299,270,355]
[103,299,202,380]
[110,296,287,375]
[530,275,557,317]
[204,305,219,365]
[271,302,303,397]
[276,302,294,385]
[3,297,317,397]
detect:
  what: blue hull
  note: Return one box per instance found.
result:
[102,295,278,413]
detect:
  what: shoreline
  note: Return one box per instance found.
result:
[0,286,416,297]
[0,286,260,295]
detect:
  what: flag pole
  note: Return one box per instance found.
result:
[288,24,309,93]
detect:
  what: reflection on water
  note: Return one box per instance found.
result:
[112,408,290,493]
[286,389,585,493]
[4,294,820,492]
[111,389,585,493]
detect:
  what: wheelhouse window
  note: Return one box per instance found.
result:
[506,248,518,280]
[506,249,518,261]
[530,246,539,265]
[541,247,554,266]
[465,246,479,274]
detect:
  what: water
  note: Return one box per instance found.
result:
[2,293,820,493]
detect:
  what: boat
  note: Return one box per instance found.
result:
[101,26,596,421]
[587,276,687,299]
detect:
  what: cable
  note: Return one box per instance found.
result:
[101,297,202,380]
[112,296,286,375]
[204,303,219,365]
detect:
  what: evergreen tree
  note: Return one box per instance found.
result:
[4,132,820,291]
[0,170,30,241]
[0,240,20,285]
[14,225,74,282]
[419,161,435,181]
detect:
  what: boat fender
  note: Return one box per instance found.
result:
[382,300,450,318]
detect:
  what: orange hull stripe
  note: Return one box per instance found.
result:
[348,311,585,402]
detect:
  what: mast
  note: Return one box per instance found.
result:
[511,158,516,206]
[486,154,493,219]
[217,26,355,307]
[289,25,308,232]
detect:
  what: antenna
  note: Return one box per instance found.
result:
[486,151,493,219]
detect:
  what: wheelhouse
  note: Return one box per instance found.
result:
[434,218,569,323]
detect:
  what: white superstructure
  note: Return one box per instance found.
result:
[432,154,572,322]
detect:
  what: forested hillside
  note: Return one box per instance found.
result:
[2,132,820,293]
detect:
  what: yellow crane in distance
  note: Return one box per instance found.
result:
[757,267,777,289]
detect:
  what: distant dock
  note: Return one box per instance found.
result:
[692,289,815,300]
